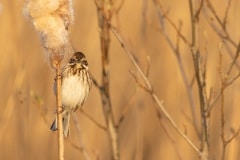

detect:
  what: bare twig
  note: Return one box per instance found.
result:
[129,71,150,92]
[153,0,200,136]
[217,47,227,160]
[115,0,125,14]
[225,127,240,144]
[218,43,240,160]
[80,108,107,131]
[222,0,232,30]
[153,0,192,47]
[109,24,201,155]
[31,93,49,125]
[207,41,240,113]
[116,84,137,128]
[91,76,102,91]
[225,72,240,87]
[91,75,122,128]
[195,0,204,20]
[145,56,151,77]
[205,0,237,48]
[224,41,240,70]
[72,115,91,160]
[226,42,240,76]
[158,117,183,160]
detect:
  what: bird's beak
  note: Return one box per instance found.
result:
[75,63,81,69]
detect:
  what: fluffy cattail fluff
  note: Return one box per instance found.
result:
[57,0,74,29]
[26,0,60,19]
[33,15,68,51]
[25,0,73,66]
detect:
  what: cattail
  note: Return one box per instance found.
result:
[25,0,73,67]
[26,0,60,19]
[25,1,74,158]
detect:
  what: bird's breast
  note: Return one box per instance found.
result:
[61,75,89,111]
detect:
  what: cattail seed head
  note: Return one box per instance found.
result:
[26,0,59,19]
[33,15,68,51]
[25,0,73,67]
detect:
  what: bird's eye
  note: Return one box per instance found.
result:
[81,60,88,69]
[69,58,75,63]
[82,60,88,66]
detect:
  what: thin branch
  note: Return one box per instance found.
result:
[115,0,125,14]
[158,116,183,160]
[116,83,138,128]
[190,74,196,87]
[92,75,130,126]
[207,41,240,113]
[91,76,102,91]
[222,0,232,30]
[72,115,91,160]
[153,0,192,47]
[109,23,201,155]
[225,72,240,87]
[205,0,238,48]
[217,48,227,160]
[32,93,49,125]
[225,127,240,144]
[218,45,240,160]
[224,42,240,70]
[154,0,200,136]
[80,108,107,131]
[111,28,153,91]
[226,41,240,76]
[145,56,151,77]
[205,0,224,28]
[129,71,150,92]
[195,0,204,20]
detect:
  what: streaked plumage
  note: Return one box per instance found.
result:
[50,52,92,138]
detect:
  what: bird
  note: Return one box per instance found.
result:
[50,51,92,138]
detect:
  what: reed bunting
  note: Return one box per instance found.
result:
[50,52,92,138]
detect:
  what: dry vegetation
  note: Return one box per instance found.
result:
[0,0,240,159]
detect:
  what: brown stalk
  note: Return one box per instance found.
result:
[55,61,64,160]
[94,1,120,160]
[189,0,209,159]
[49,51,66,160]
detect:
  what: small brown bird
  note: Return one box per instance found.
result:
[50,52,92,138]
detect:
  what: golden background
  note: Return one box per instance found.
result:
[0,0,240,159]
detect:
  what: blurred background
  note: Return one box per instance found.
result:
[0,0,240,159]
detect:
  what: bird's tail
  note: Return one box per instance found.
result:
[50,114,70,138]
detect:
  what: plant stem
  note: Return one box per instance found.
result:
[56,62,64,160]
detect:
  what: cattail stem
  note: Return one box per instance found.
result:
[56,62,64,160]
